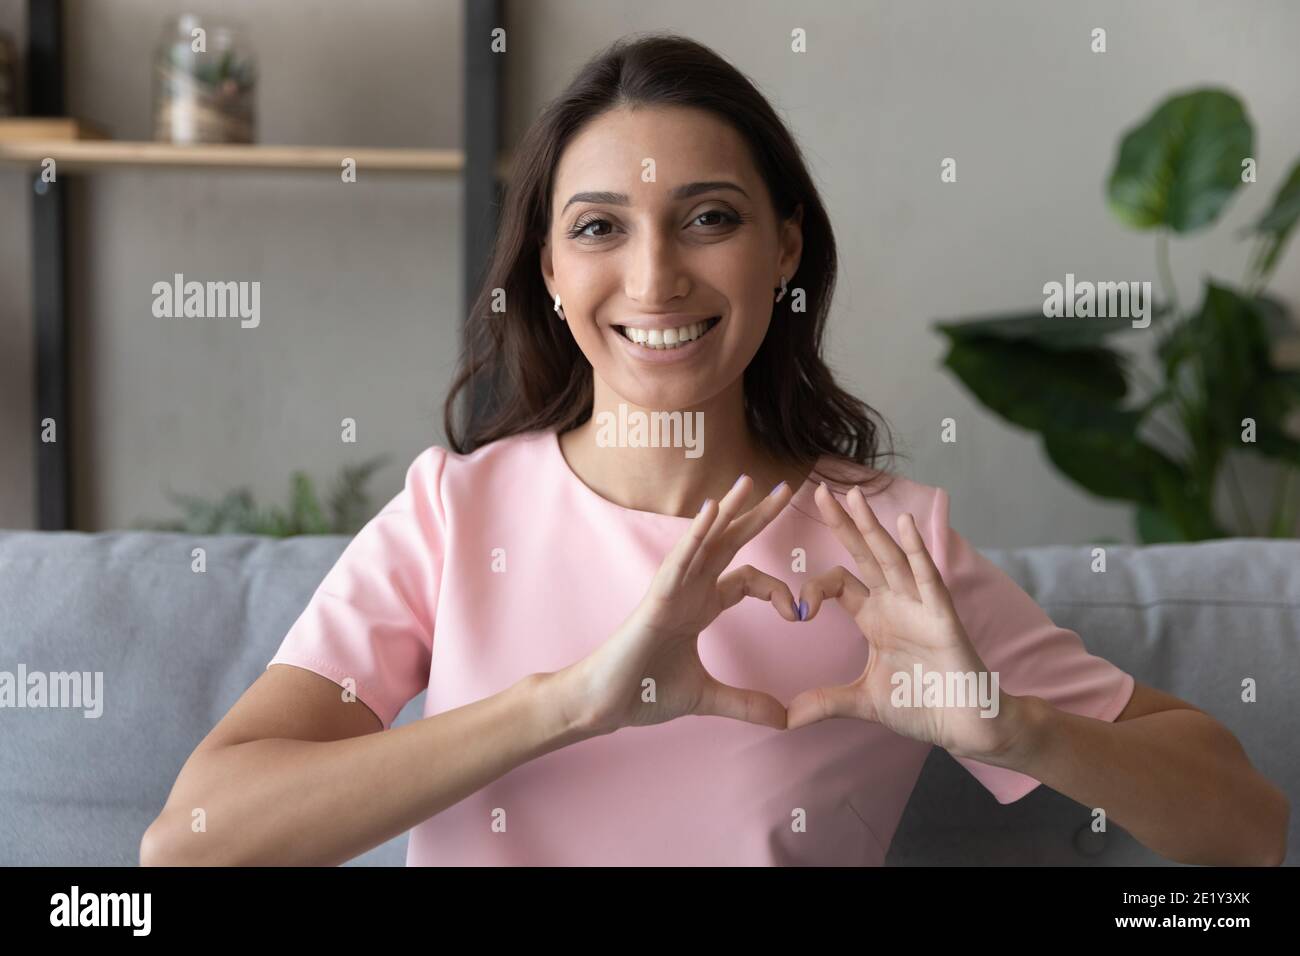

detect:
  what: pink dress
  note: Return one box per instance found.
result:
[267,428,1134,865]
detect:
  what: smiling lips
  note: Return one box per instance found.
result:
[615,315,721,350]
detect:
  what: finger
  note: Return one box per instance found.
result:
[896,511,954,615]
[697,677,788,730]
[813,482,888,591]
[844,486,920,600]
[686,473,757,579]
[701,480,795,579]
[797,565,871,621]
[786,683,864,730]
[717,564,799,622]
[659,497,719,592]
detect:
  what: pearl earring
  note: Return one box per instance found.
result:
[553,293,566,321]
[774,275,788,303]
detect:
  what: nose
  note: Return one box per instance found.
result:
[625,225,689,307]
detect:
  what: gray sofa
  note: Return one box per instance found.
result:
[1,529,1295,866]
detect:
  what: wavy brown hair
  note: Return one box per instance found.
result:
[444,31,900,492]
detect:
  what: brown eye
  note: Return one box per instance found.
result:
[567,215,612,239]
[693,209,742,228]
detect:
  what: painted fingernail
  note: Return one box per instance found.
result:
[699,498,710,514]
[798,599,808,621]
[733,473,747,489]
[770,481,788,496]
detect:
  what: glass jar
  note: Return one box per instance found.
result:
[152,14,256,144]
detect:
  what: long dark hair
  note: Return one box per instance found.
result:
[444,32,900,492]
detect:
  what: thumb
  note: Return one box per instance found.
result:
[697,677,788,730]
[786,682,871,730]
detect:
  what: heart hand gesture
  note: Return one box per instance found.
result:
[559,474,801,737]
[787,484,1016,761]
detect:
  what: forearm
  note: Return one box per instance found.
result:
[987,694,1289,866]
[143,672,595,866]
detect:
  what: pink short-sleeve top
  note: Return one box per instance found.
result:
[267,428,1135,865]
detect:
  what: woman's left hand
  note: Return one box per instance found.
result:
[786,483,1021,762]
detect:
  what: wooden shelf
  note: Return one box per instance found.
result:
[0,139,466,174]
[0,117,110,141]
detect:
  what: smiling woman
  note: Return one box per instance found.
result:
[143,31,1288,870]
[445,33,898,510]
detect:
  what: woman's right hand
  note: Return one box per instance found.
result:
[555,474,800,737]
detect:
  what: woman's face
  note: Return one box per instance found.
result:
[542,105,802,411]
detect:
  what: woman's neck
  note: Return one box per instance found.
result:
[557,391,814,518]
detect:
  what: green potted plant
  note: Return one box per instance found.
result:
[935,88,1300,542]
[135,455,391,537]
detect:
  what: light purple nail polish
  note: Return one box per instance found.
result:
[798,599,808,621]
[733,473,747,489]
[699,498,710,514]
[771,481,788,496]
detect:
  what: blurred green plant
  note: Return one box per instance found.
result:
[134,455,391,537]
[164,40,257,88]
[935,87,1300,542]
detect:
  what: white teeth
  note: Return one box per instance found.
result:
[619,318,717,349]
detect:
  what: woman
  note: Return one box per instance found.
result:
[141,33,1287,867]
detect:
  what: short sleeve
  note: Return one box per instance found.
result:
[266,445,446,730]
[927,488,1136,804]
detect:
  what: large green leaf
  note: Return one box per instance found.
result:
[1041,424,1182,507]
[1243,372,1300,466]
[1275,370,1300,401]
[1133,497,1226,542]
[1250,158,1300,280]
[1157,283,1281,448]
[941,337,1129,434]
[1253,430,1300,466]
[935,301,1170,354]
[1135,504,1189,543]
[1039,410,1227,540]
[1197,284,1273,435]
[1107,88,1253,233]
[1158,283,1261,378]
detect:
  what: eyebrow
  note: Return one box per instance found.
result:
[561,181,749,213]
